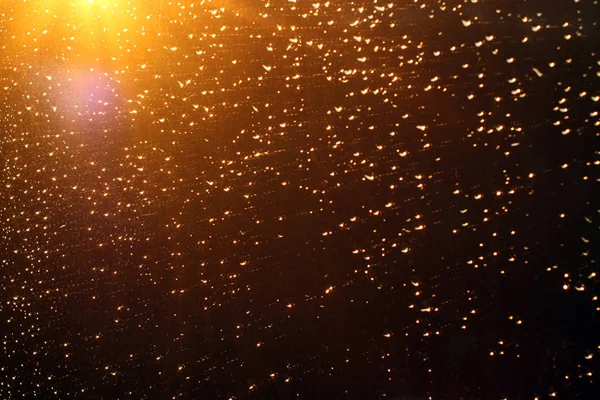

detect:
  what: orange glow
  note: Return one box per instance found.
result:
[6,0,155,66]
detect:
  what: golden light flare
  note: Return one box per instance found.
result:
[4,0,156,65]
[3,0,263,70]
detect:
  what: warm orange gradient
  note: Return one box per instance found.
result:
[2,0,279,127]
[4,0,158,67]
[3,0,271,71]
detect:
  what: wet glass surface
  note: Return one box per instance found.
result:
[1,1,599,398]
